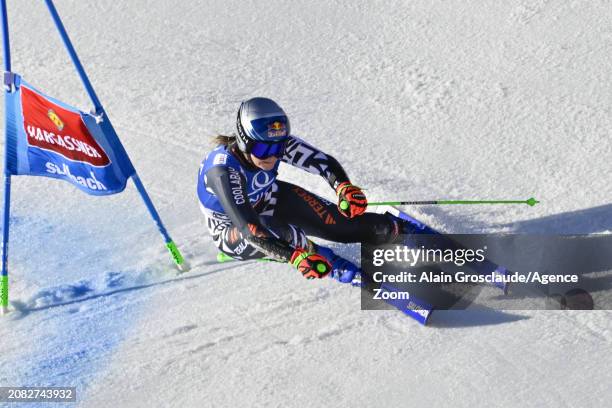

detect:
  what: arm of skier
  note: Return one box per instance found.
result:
[282,136,350,189]
[282,136,367,218]
[205,165,331,277]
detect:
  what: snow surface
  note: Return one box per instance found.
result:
[1,0,611,407]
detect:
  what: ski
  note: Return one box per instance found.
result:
[215,206,511,326]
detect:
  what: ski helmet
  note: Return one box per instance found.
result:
[236,97,290,159]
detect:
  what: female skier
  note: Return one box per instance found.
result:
[197,97,415,283]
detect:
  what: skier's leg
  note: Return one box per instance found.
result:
[272,181,418,244]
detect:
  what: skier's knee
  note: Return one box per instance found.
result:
[372,216,399,244]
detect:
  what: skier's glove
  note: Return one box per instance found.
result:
[336,182,367,218]
[290,248,332,280]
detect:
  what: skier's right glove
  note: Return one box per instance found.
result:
[290,248,332,280]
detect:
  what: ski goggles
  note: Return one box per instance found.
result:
[249,139,287,159]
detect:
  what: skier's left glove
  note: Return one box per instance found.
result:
[336,182,367,218]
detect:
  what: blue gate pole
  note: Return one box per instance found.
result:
[131,174,187,270]
[1,0,12,314]
[44,0,187,271]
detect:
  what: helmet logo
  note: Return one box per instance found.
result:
[47,109,64,131]
[267,121,287,138]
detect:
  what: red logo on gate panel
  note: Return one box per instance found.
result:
[21,85,110,167]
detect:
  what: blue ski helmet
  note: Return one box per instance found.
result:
[236,97,290,158]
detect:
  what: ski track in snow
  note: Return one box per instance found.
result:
[0,0,611,407]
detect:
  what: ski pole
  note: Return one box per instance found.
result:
[368,197,539,207]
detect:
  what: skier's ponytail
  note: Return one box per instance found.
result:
[211,134,236,147]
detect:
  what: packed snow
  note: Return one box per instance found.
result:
[1,0,611,407]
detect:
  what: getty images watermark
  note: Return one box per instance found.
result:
[361,234,612,311]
